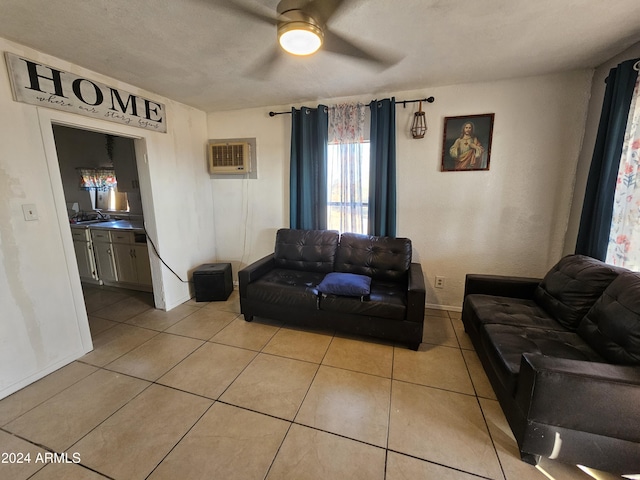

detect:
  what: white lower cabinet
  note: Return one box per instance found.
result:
[71,227,98,283]
[80,227,152,291]
[91,230,118,283]
[110,231,152,290]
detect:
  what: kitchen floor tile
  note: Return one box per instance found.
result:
[262,327,332,363]
[450,316,475,350]
[295,365,391,447]
[386,451,484,480]
[220,353,318,420]
[164,309,237,340]
[80,323,158,367]
[82,286,130,314]
[147,402,289,480]
[90,294,154,322]
[105,333,204,381]
[203,290,240,314]
[4,369,149,452]
[71,384,211,480]
[422,314,459,348]
[424,307,449,318]
[266,424,386,480]
[157,342,256,399]
[28,463,109,480]
[210,317,282,351]
[0,430,47,480]
[87,315,118,336]
[393,344,475,395]
[322,336,393,378]
[389,380,503,480]
[125,303,201,331]
[0,362,97,426]
[463,349,497,400]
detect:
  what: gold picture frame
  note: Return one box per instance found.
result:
[441,113,494,171]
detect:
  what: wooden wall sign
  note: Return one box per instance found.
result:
[5,53,167,133]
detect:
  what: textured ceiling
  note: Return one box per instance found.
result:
[1,0,639,112]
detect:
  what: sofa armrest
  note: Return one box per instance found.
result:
[464,274,542,300]
[515,353,640,442]
[238,253,275,298]
[407,263,426,323]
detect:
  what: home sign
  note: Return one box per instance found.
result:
[5,52,167,133]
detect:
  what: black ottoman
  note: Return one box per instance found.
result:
[193,263,233,302]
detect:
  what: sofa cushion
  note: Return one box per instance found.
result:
[335,233,411,281]
[245,268,325,309]
[577,272,640,365]
[274,229,339,273]
[317,272,371,297]
[463,294,567,332]
[533,254,622,331]
[320,279,406,320]
[482,324,604,394]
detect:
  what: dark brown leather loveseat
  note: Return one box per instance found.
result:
[238,228,426,349]
[462,254,640,475]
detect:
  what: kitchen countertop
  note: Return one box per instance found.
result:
[70,219,145,232]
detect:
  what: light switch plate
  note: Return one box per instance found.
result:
[22,204,38,221]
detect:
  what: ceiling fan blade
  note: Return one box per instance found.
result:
[307,0,347,23]
[244,45,283,79]
[322,29,403,68]
[217,0,278,25]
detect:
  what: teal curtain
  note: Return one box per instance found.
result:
[576,58,639,260]
[369,98,397,236]
[290,105,328,229]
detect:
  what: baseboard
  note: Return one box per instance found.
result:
[426,303,462,313]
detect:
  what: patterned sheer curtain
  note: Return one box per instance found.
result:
[607,70,640,271]
[327,103,368,234]
[78,168,117,191]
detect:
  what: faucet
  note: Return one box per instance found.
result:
[94,209,109,220]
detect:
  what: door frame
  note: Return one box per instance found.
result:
[36,108,164,350]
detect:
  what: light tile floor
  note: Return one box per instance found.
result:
[0,285,624,480]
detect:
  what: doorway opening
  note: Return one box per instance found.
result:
[51,124,156,321]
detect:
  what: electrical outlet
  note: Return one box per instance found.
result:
[435,276,445,289]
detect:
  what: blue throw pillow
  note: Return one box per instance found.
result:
[317,272,371,297]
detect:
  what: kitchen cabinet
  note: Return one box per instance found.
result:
[111,230,152,290]
[91,230,118,283]
[71,227,98,283]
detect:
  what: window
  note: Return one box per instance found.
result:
[327,103,369,234]
[96,186,129,212]
[327,142,369,233]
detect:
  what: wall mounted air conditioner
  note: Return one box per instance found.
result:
[208,141,252,174]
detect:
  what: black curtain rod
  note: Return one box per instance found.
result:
[268,96,435,117]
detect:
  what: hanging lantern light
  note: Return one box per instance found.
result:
[410,101,427,139]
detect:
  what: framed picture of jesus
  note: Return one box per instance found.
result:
[441,113,494,172]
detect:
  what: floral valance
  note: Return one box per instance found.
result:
[78,168,117,191]
[328,103,366,144]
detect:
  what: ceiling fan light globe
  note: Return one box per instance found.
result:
[278,23,323,56]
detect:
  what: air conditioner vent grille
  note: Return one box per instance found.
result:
[208,142,251,174]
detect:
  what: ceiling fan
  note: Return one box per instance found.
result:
[218,0,401,76]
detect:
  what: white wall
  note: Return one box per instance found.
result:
[564,41,640,254]
[0,37,214,399]
[208,71,593,309]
